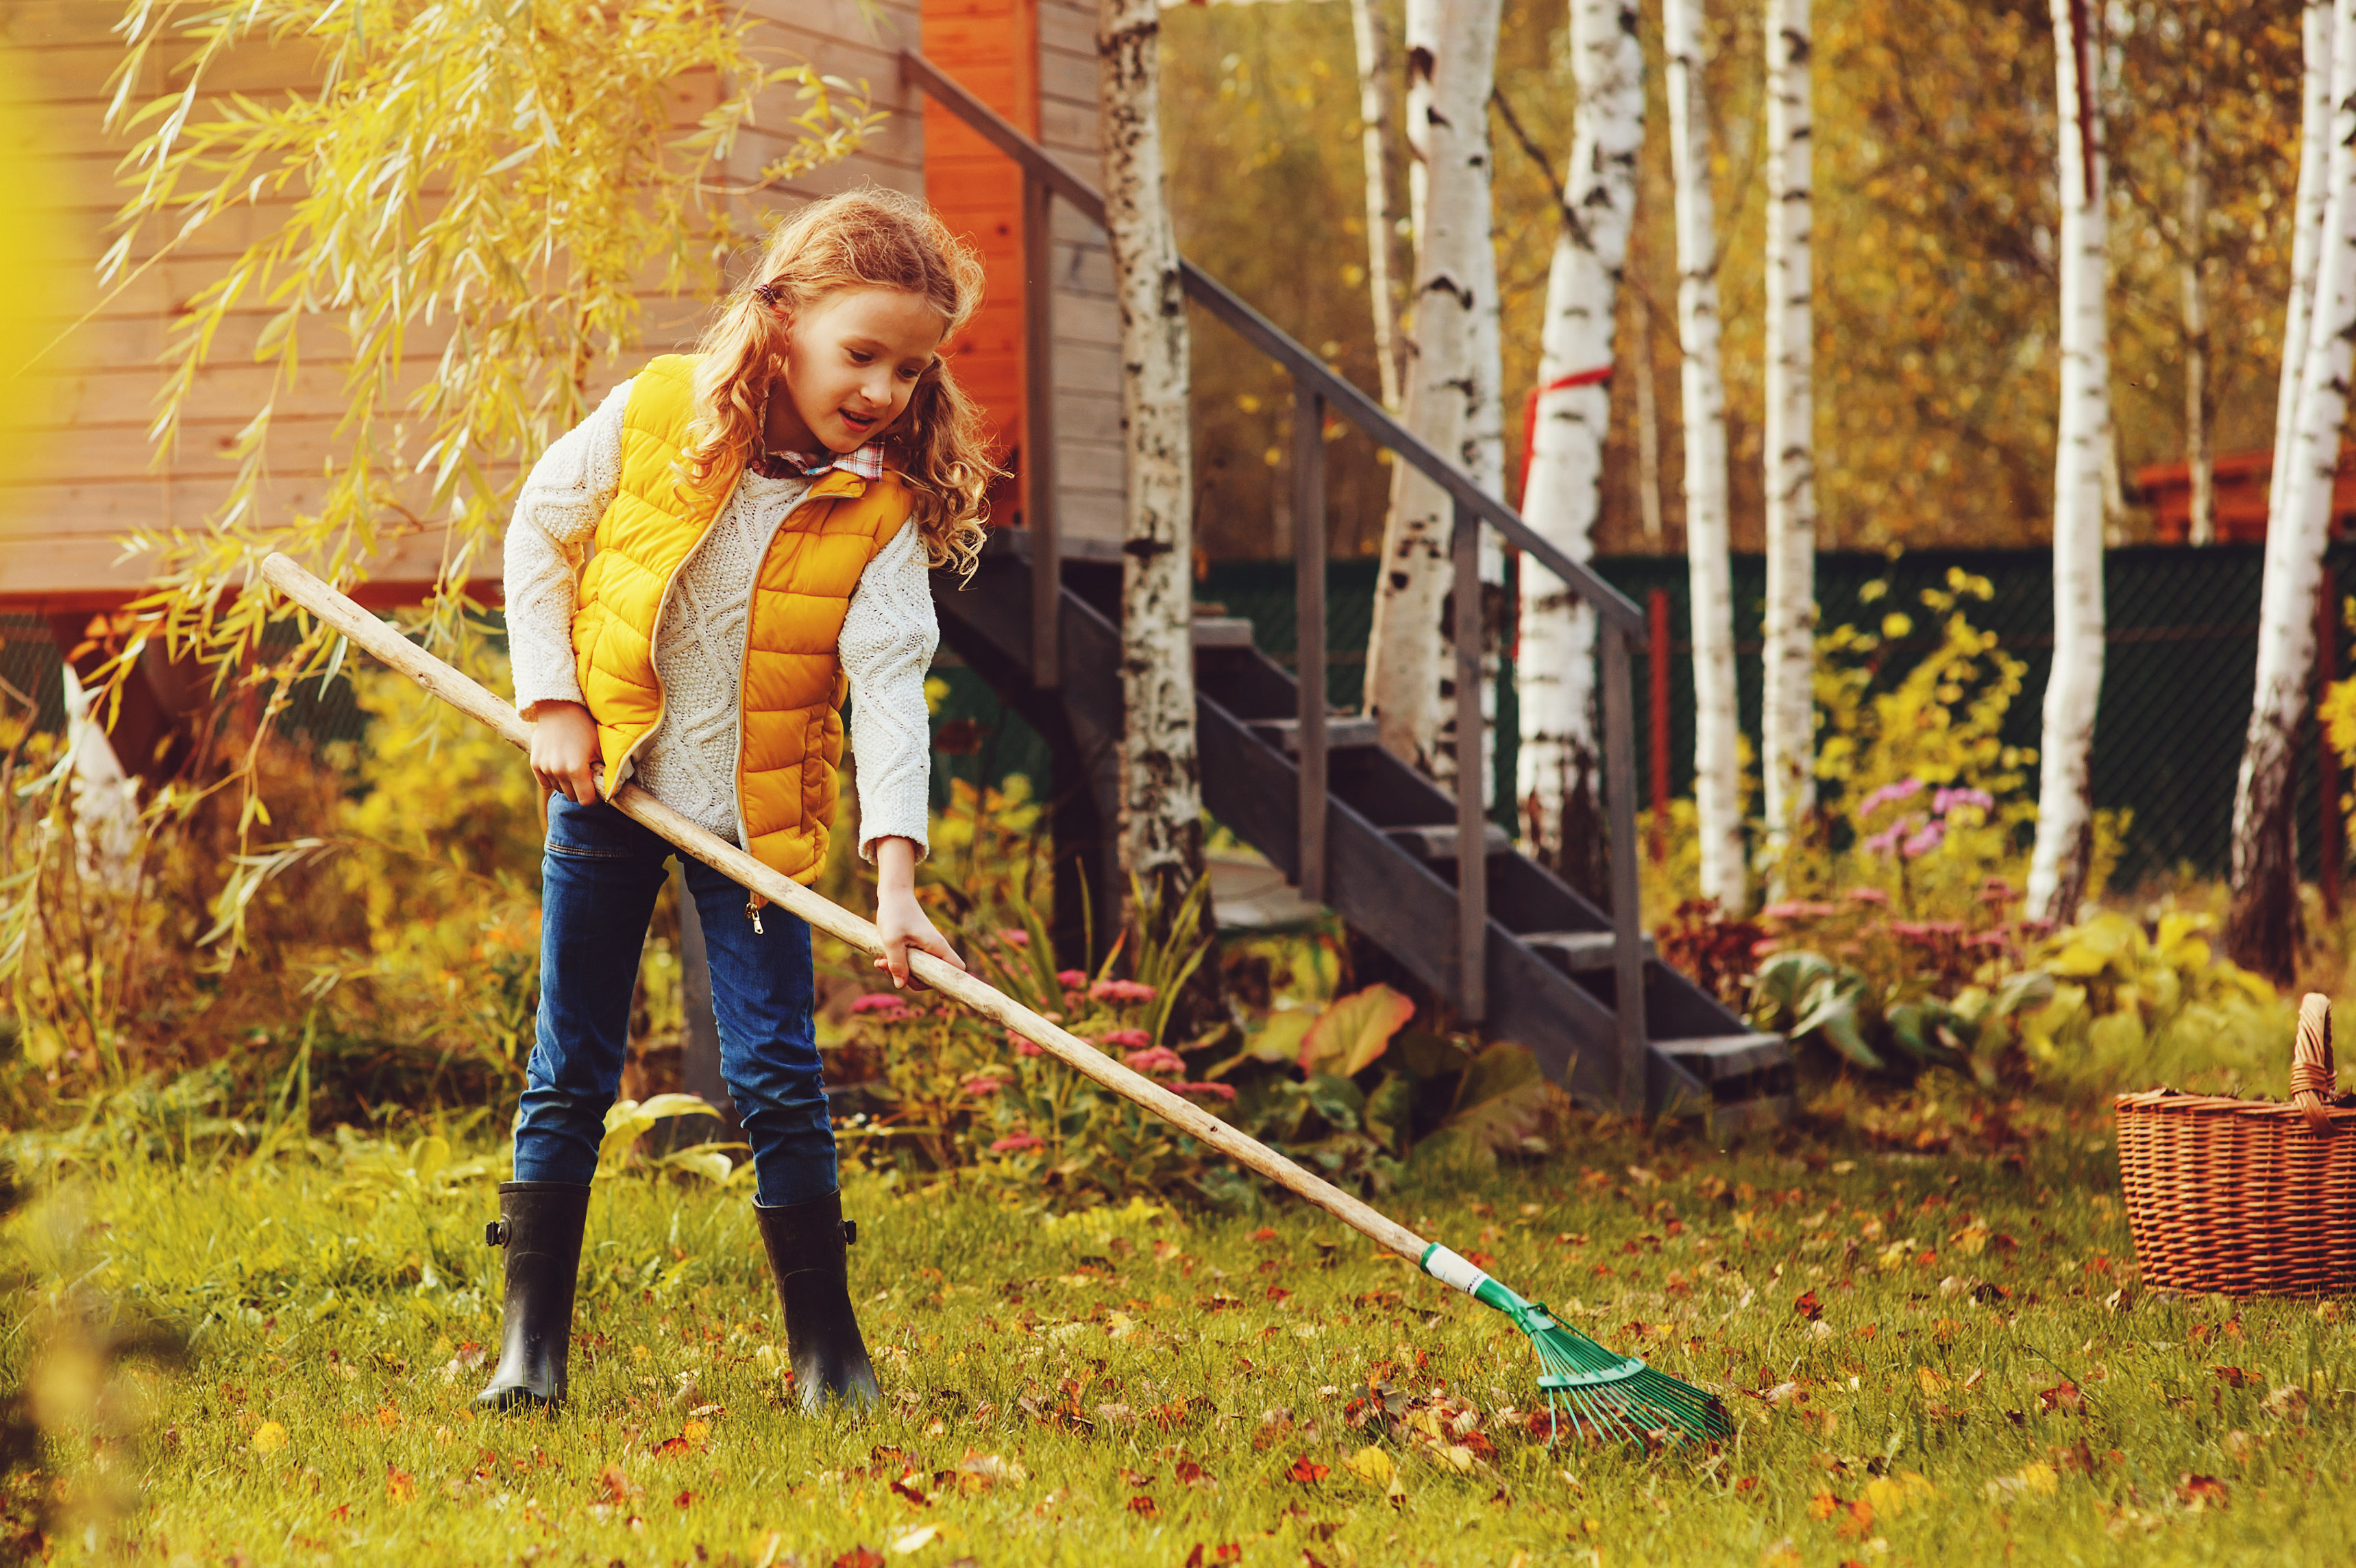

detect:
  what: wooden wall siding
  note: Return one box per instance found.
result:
[0,0,923,607]
[1035,0,1122,548]
[921,0,1036,506]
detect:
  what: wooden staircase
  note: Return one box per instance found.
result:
[931,540,1795,1138]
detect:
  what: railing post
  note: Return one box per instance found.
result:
[1452,498,1486,1024]
[1601,624,1649,1110]
[1022,169,1059,687]
[1292,378,1327,903]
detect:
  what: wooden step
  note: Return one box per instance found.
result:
[1708,1094,1795,1140]
[1655,1032,1789,1082]
[1248,715,1382,754]
[1518,929,1657,972]
[1190,616,1257,649]
[1386,822,1514,860]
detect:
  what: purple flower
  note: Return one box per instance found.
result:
[1101,1028,1153,1050]
[1090,979,1158,1003]
[1856,779,1925,818]
[850,993,910,1016]
[1932,786,1995,818]
[961,1075,1007,1096]
[990,1134,1043,1154]
[1177,1081,1238,1102]
[1902,820,1947,857]
[1057,969,1089,990]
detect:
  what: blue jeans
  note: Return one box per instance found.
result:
[512,794,837,1207]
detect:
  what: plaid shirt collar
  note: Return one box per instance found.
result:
[750,443,886,483]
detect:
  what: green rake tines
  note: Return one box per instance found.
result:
[1419,1243,1733,1446]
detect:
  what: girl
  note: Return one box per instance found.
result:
[478,188,992,1415]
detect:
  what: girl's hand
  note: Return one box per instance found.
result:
[528,700,603,805]
[872,837,963,988]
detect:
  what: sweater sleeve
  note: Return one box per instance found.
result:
[503,380,633,717]
[838,519,940,861]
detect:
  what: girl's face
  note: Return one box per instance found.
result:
[768,285,947,455]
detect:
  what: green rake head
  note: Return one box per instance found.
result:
[1419,1244,1733,1447]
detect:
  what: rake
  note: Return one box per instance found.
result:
[260,552,1731,1447]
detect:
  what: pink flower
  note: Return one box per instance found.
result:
[990,1134,1044,1154]
[1090,979,1158,1003]
[961,1075,1007,1096]
[995,928,1031,948]
[1967,930,2012,948]
[850,993,910,1016]
[1057,969,1088,990]
[1005,1029,1045,1057]
[1177,1081,1237,1102]
[1750,939,1782,958]
[1901,820,1947,857]
[1760,900,1837,920]
[1122,1046,1188,1077]
[1864,820,1909,855]
[1845,887,1891,906]
[1101,1028,1152,1049]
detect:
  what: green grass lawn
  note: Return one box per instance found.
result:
[10,1113,2351,1566]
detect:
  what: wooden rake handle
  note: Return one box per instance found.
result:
[259,552,1431,1262]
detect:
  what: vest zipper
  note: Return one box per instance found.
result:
[737,478,830,931]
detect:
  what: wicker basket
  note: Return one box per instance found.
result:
[2116,993,2356,1297]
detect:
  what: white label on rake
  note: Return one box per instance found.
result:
[1422,1245,1491,1298]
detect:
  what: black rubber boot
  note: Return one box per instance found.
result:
[754,1190,881,1413]
[474,1180,593,1413]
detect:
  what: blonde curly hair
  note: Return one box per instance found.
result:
[678,187,998,578]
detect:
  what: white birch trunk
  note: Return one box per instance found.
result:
[1351,0,1408,411]
[2228,0,2356,977]
[1515,0,1643,864]
[1365,0,1504,777]
[1663,0,1745,911]
[2274,0,2337,523]
[1437,160,1507,806]
[2182,131,2215,547]
[1404,0,1439,244]
[1759,0,1815,881]
[1099,0,1205,895]
[2026,0,2111,924]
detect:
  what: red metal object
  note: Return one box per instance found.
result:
[1647,587,1671,862]
[2138,444,2356,546]
[1516,365,1613,510]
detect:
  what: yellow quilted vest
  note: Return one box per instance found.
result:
[571,354,914,886]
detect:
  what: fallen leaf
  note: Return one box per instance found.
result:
[832,1548,886,1568]
[1807,1489,1839,1521]
[1286,1455,1330,1484]
[2177,1473,2229,1510]
[2213,1365,2253,1390]
[1345,1446,1395,1486]
[1126,1495,1158,1517]
[385,1465,415,1504]
[2038,1382,2083,1412]
[1794,1290,1824,1322]
[598,1462,643,1504]
[249,1421,287,1454]
[889,1524,940,1555]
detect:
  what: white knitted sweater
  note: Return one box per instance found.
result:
[502,379,937,861]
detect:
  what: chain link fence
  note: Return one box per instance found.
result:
[8,544,2344,892]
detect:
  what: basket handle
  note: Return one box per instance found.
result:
[2293,992,2335,1130]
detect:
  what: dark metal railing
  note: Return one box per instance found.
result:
[901,51,1651,1097]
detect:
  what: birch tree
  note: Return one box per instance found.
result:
[1515,0,1643,870]
[2025,0,2111,924]
[2227,0,2356,981]
[2180,129,2214,547]
[1662,0,1745,911]
[2272,0,2338,526]
[1365,0,1506,778]
[1758,0,1817,882]
[1350,0,1408,409]
[1100,0,1210,915]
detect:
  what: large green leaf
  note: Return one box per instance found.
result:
[1299,984,1417,1078]
[1362,1070,1416,1155]
[1413,1042,1548,1167]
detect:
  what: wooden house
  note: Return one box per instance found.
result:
[0,0,1122,621]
